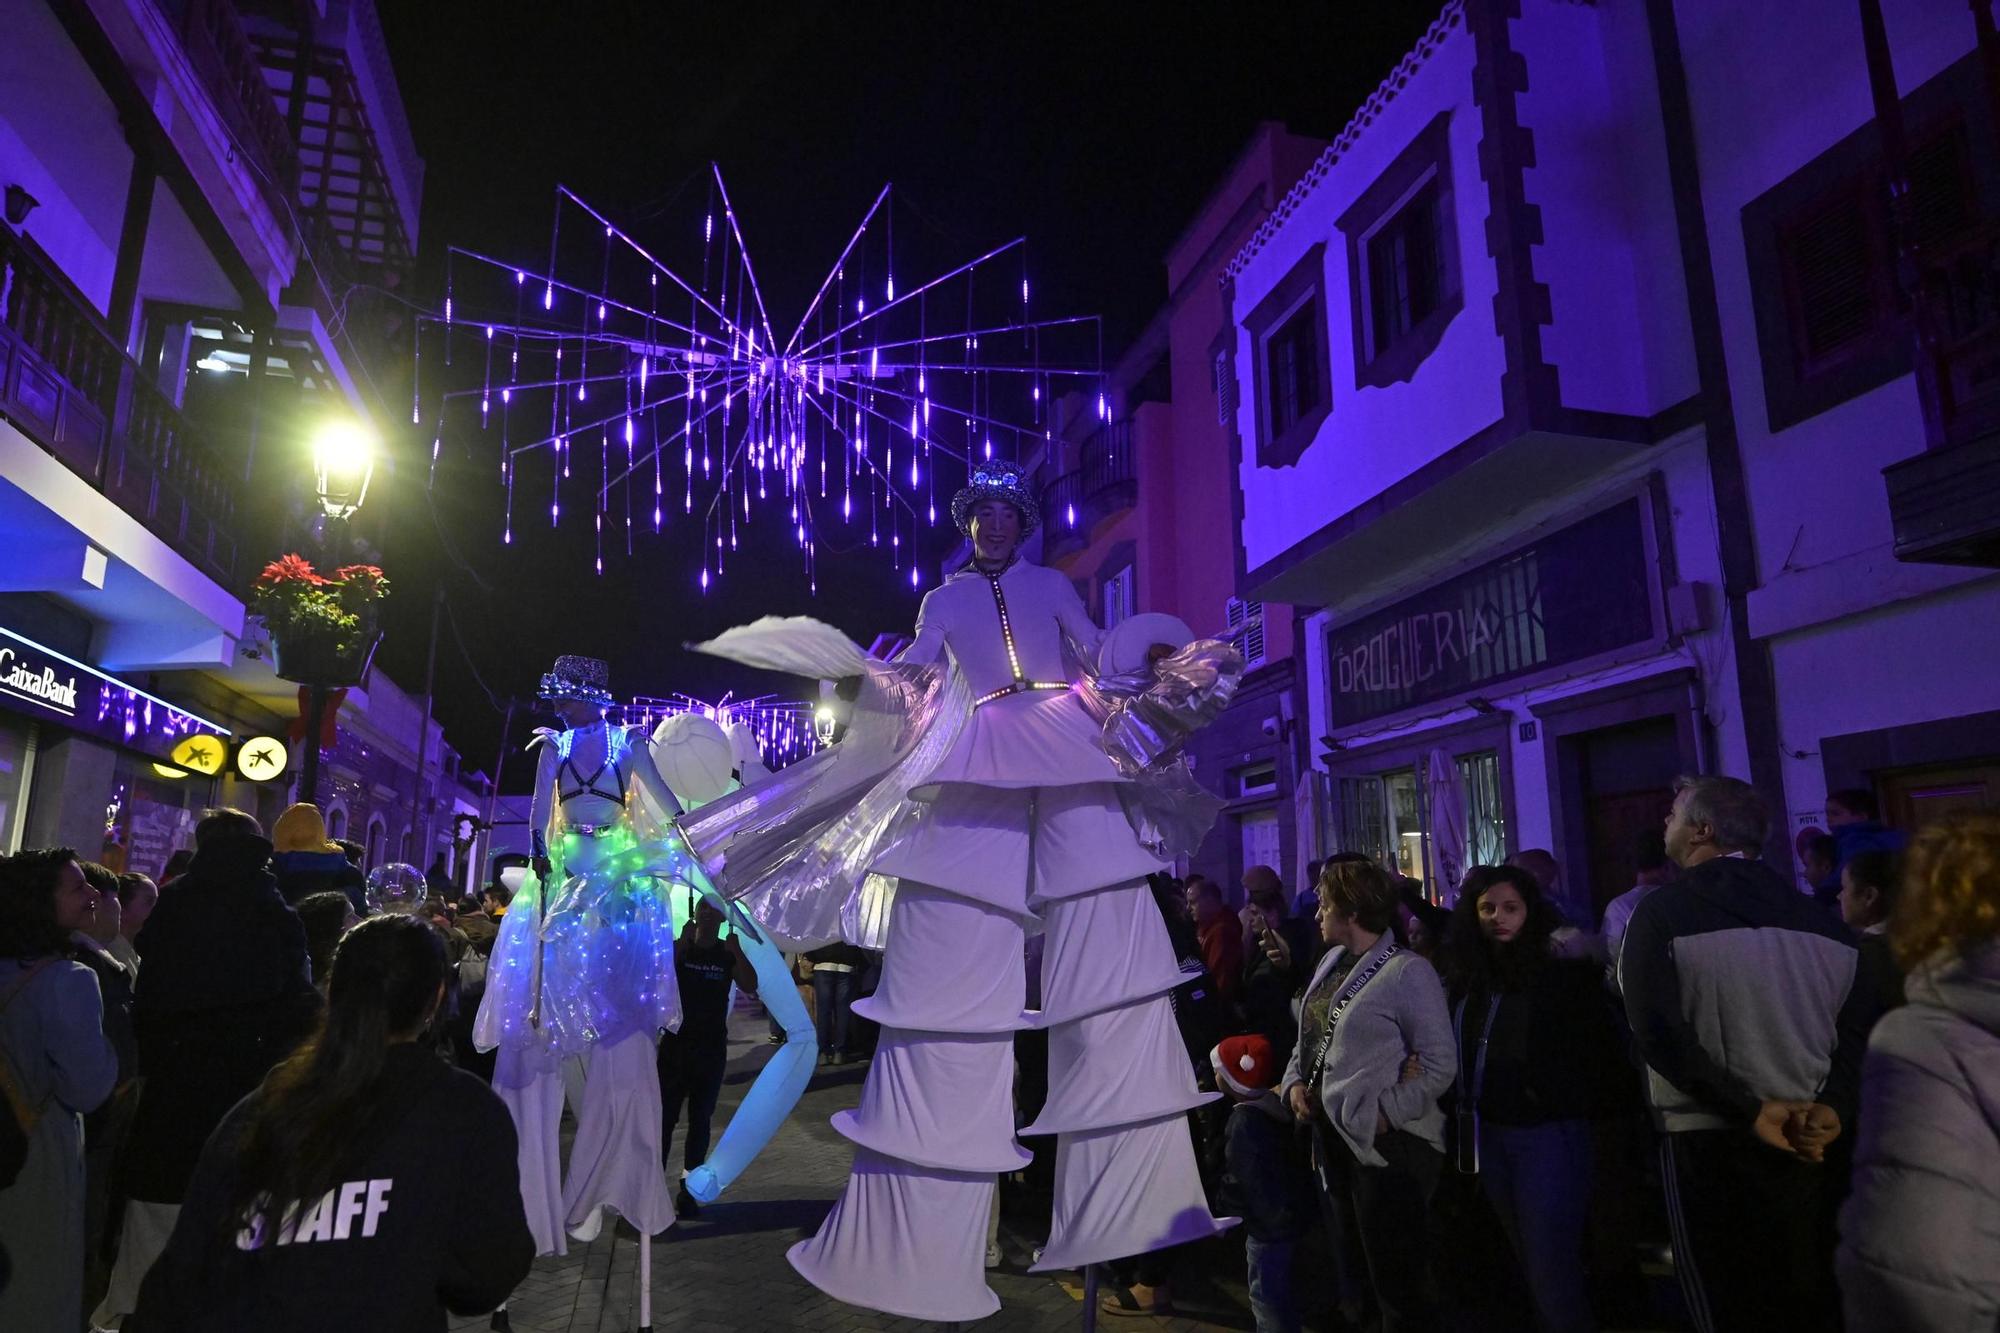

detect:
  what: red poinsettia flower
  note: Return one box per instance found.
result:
[332,564,385,583]
[257,554,323,586]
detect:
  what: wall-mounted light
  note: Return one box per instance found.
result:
[4,184,39,227]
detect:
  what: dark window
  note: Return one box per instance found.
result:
[1265,299,1322,438]
[1241,241,1333,469]
[1746,47,1994,433]
[1339,112,1463,389]
[1368,182,1448,356]
[1775,124,1975,379]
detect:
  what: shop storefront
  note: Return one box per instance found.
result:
[1315,492,1703,918]
[0,622,232,874]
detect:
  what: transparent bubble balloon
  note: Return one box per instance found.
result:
[365,862,427,915]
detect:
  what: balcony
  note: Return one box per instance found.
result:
[164,0,300,223]
[1040,420,1137,559]
[1886,219,2000,566]
[0,226,243,588]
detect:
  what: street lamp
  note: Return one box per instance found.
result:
[311,416,376,520]
[295,415,379,807]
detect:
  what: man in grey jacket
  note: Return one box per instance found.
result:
[1622,775,1876,1333]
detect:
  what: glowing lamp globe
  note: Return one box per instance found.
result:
[311,417,377,519]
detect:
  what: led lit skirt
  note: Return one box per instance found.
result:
[475,820,686,1065]
[791,722,1235,1319]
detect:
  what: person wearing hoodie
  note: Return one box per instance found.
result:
[1621,776,1878,1333]
[1837,810,2000,1331]
[91,809,321,1331]
[1825,787,1907,878]
[128,913,534,1331]
[271,804,368,916]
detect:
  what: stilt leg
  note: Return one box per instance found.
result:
[1081,1266,1098,1333]
[639,1230,653,1333]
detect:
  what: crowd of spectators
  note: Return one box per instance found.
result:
[4,776,1996,1332]
[0,803,532,1332]
[1087,775,1999,1333]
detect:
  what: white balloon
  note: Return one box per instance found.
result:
[365,862,427,915]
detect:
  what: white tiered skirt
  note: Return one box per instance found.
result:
[786,691,1234,1321]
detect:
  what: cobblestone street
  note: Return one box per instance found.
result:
[451,1005,1255,1333]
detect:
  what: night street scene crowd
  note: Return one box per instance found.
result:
[7,0,2000,1331]
[3,790,1999,1330]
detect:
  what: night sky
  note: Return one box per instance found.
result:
[370,2,1441,789]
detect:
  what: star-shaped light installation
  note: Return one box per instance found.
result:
[418,167,1105,594]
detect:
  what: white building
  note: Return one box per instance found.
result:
[1223,0,2000,923]
[0,0,476,877]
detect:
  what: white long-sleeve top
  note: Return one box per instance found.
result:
[900,559,1102,695]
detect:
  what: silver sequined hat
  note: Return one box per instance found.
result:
[538,654,613,705]
[950,458,1040,538]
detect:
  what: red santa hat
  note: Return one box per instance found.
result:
[1211,1033,1279,1099]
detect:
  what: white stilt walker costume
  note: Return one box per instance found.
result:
[693,461,1240,1321]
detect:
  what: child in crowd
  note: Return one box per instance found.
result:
[1213,1034,1310,1333]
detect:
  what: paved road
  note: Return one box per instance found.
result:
[453,1005,1253,1333]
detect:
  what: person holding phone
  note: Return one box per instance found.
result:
[1239,865,1318,1064]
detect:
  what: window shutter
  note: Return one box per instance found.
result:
[1904,125,1972,253]
[1788,195,1879,364]
[1224,597,1266,669]
[1213,350,1235,425]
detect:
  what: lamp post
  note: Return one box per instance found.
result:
[295,416,377,805]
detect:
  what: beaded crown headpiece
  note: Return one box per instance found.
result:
[950,458,1040,538]
[538,654,613,705]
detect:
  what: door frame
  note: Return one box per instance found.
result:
[1530,667,1704,918]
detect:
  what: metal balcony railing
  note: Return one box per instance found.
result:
[1039,420,1137,554]
[0,226,242,586]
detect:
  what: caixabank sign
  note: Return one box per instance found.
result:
[0,624,228,758]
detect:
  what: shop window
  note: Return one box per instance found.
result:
[1456,750,1508,870]
[0,718,32,851]
[1333,774,1389,866]
[1243,242,1332,468]
[326,804,347,840]
[1745,49,1992,431]
[1340,111,1462,390]
[1237,761,1279,799]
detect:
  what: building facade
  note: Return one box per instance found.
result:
[0,0,477,882]
[1220,0,2000,926]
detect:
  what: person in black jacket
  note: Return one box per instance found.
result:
[129,913,534,1331]
[93,809,322,1330]
[1442,864,1629,1333]
[1239,863,1320,1066]
[1621,776,1877,1333]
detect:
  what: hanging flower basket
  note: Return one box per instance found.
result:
[253,555,390,687]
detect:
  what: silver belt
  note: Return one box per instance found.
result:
[973,680,1068,707]
[566,821,618,837]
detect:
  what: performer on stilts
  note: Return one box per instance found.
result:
[474,656,686,1254]
[683,459,1243,1322]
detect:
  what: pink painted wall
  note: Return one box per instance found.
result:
[1153,123,1328,659]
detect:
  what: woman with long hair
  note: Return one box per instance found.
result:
[129,914,533,1331]
[0,848,118,1332]
[1837,811,2000,1330]
[1439,865,1630,1333]
[1282,857,1456,1333]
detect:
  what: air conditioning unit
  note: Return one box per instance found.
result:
[1225,596,1266,669]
